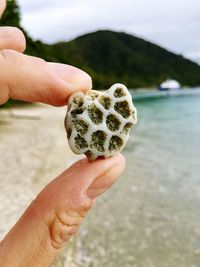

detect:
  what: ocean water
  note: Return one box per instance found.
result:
[76,92,200,267]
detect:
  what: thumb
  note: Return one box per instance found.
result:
[0,155,125,267]
[0,49,92,106]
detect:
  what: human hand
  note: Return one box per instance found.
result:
[0,1,125,267]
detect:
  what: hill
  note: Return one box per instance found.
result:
[50,30,200,88]
[1,0,200,91]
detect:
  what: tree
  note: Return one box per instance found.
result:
[0,0,21,27]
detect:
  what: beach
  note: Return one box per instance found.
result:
[0,91,200,267]
[0,104,82,266]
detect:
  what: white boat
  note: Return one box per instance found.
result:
[159,79,181,90]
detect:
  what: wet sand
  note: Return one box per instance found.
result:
[0,104,81,266]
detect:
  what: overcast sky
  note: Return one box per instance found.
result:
[18,0,200,63]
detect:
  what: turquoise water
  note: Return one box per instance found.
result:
[77,93,200,267]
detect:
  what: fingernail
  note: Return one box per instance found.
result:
[48,63,92,89]
[67,66,92,84]
[87,154,126,198]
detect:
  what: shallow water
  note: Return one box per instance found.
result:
[1,95,200,267]
[76,93,200,267]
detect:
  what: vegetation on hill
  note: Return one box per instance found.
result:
[1,0,200,96]
[51,31,200,88]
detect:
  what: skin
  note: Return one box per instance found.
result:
[0,1,125,266]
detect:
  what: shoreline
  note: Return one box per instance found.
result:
[132,87,200,100]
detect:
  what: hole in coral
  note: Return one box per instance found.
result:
[123,122,133,134]
[106,114,121,131]
[99,96,111,110]
[71,108,84,118]
[87,104,103,124]
[109,135,123,152]
[74,134,88,150]
[132,110,137,121]
[91,130,107,152]
[88,91,99,100]
[73,119,89,135]
[72,95,84,107]
[114,88,126,98]
[114,100,131,119]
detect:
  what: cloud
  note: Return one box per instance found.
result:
[18,0,200,62]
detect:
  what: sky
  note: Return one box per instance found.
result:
[18,0,200,63]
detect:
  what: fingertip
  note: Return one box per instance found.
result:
[12,27,26,53]
[86,154,126,199]
[103,153,126,179]
[95,153,126,172]
[0,27,26,53]
[72,153,126,173]
[0,0,6,17]
[66,71,92,101]
[63,154,126,193]
[48,63,93,94]
[73,67,92,92]
[110,153,126,167]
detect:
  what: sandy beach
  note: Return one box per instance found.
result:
[0,104,82,266]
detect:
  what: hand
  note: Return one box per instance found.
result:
[0,1,125,267]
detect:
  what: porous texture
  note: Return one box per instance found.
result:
[65,83,137,161]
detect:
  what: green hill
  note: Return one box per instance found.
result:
[50,30,200,88]
[1,0,200,91]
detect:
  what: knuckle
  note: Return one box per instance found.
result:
[49,211,80,250]
[10,27,26,51]
[0,27,26,52]
[64,225,79,236]
[50,220,67,249]
[0,49,8,62]
[78,197,93,212]
[47,204,93,250]
[0,49,19,66]
[0,50,18,99]
[56,210,83,226]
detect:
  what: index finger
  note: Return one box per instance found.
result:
[0,0,6,17]
[0,49,92,106]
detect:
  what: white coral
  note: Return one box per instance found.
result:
[65,83,137,161]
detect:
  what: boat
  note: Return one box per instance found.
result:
[159,79,181,91]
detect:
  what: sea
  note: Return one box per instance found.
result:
[75,89,200,267]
